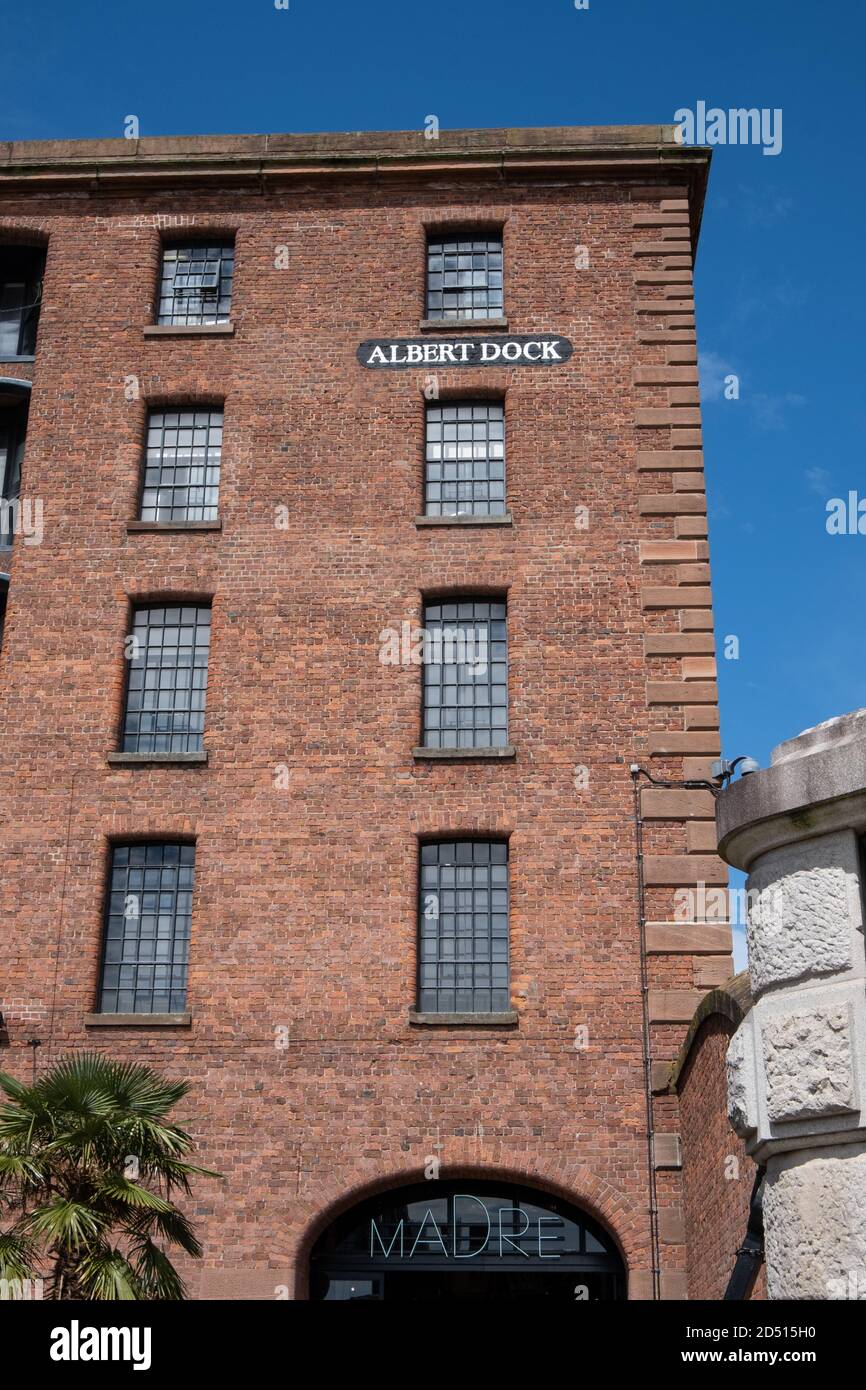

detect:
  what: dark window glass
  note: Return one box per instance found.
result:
[157,243,234,326]
[122,604,211,753]
[0,247,45,357]
[98,843,194,1014]
[425,401,505,517]
[422,600,507,749]
[426,234,503,321]
[139,408,222,522]
[0,400,27,547]
[418,840,509,1014]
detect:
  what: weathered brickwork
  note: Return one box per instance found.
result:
[0,127,723,1298]
[676,1002,766,1300]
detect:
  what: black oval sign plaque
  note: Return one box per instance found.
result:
[357,334,573,370]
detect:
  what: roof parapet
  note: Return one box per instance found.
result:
[0,124,711,246]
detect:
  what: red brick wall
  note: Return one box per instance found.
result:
[678,1015,766,1300]
[0,144,722,1298]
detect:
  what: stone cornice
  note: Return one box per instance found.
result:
[0,124,711,245]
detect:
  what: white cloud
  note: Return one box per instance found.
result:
[804,467,832,497]
[699,349,736,402]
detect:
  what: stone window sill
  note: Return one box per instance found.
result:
[419,318,509,332]
[0,354,35,363]
[84,1013,191,1028]
[409,1010,518,1027]
[413,745,515,761]
[107,752,208,766]
[143,322,234,337]
[127,519,222,532]
[415,513,512,528]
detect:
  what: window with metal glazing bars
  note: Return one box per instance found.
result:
[157,243,234,325]
[0,246,45,357]
[426,234,503,320]
[422,600,507,749]
[419,840,509,1014]
[140,408,222,522]
[98,843,194,1015]
[425,401,505,517]
[122,605,210,754]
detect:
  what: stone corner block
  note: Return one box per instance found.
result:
[763,1141,866,1300]
[746,831,865,997]
[653,1133,682,1169]
[764,1002,857,1124]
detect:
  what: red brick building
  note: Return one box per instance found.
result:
[0,125,733,1299]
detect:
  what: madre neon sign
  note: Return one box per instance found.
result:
[370,1193,564,1261]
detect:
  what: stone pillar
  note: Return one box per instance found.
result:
[718,710,866,1299]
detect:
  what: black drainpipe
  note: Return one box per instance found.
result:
[631,767,661,1300]
[724,1166,766,1299]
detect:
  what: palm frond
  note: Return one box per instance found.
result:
[127,1204,203,1258]
[0,1153,46,1188]
[129,1236,189,1300]
[94,1175,173,1211]
[76,1245,141,1301]
[0,1229,40,1282]
[24,1197,106,1250]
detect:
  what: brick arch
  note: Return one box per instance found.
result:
[292,1154,646,1298]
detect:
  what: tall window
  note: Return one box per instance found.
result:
[98,843,194,1014]
[157,243,234,325]
[425,401,505,518]
[140,408,222,523]
[426,234,503,321]
[0,247,45,358]
[419,840,509,1014]
[422,600,508,750]
[122,604,211,754]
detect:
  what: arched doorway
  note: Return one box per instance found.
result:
[310,1179,626,1300]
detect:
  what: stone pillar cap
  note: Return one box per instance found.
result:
[717,706,866,870]
[772,707,866,766]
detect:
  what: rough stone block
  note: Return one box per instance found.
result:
[746,830,865,994]
[764,1005,857,1123]
[763,1142,866,1299]
[727,1017,758,1139]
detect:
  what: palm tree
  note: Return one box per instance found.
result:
[0,1052,219,1299]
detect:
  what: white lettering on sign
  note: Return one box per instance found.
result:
[369,1194,564,1260]
[357,335,573,370]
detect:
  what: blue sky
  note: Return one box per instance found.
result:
[3,0,863,962]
